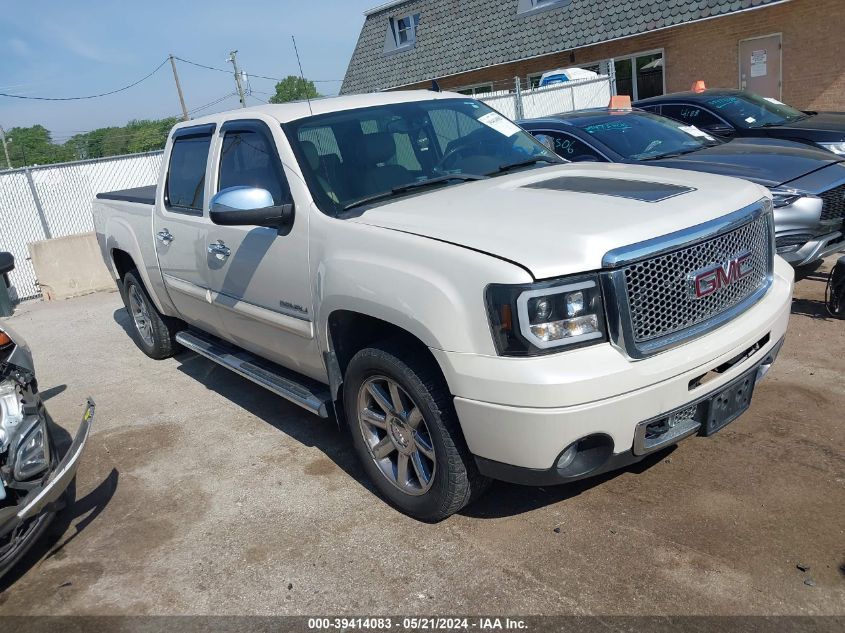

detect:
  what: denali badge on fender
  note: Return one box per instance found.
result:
[688,251,754,299]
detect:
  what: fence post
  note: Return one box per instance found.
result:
[608,58,617,96]
[514,76,524,120]
[24,167,52,240]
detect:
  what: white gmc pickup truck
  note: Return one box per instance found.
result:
[94,91,793,521]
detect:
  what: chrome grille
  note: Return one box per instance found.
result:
[820,184,845,224]
[603,204,775,358]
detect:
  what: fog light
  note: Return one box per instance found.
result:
[556,442,578,470]
[14,420,50,480]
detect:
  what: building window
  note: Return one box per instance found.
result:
[517,0,572,16]
[384,13,420,54]
[613,51,664,100]
[456,84,494,97]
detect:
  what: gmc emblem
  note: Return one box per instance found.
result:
[688,251,754,299]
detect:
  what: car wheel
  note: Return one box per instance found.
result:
[343,340,490,522]
[122,271,181,360]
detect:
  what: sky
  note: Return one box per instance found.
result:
[0,0,375,141]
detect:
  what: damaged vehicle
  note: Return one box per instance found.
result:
[0,252,94,579]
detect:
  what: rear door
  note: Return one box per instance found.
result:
[204,118,321,379]
[153,123,225,336]
[739,34,782,99]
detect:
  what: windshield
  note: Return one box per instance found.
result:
[573,111,719,160]
[283,98,559,214]
[704,92,806,128]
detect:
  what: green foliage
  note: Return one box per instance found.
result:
[2,117,180,168]
[268,76,319,104]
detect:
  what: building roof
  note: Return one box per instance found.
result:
[341,0,789,94]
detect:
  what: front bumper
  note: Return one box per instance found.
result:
[433,257,793,478]
[778,229,844,266]
[0,399,95,538]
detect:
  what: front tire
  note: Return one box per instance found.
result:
[122,271,181,360]
[343,341,489,521]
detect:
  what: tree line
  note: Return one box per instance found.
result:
[1,76,319,169]
[2,118,180,168]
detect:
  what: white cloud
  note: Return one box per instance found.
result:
[42,23,108,62]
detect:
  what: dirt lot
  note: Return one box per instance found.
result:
[0,258,843,616]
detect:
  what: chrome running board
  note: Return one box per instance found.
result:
[176,330,330,418]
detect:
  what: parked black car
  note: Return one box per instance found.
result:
[520,108,845,266]
[634,89,845,157]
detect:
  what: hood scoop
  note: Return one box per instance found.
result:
[523,176,696,203]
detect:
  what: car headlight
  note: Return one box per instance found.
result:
[769,187,805,209]
[818,141,845,156]
[14,419,50,480]
[485,274,607,356]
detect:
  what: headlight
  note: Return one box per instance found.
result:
[818,141,845,156]
[769,187,805,209]
[14,419,50,480]
[485,274,607,356]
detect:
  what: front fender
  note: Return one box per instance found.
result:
[312,217,531,356]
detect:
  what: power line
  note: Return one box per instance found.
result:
[0,59,170,101]
[172,55,342,83]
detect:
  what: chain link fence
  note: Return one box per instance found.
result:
[0,151,163,301]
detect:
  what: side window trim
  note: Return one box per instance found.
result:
[217,118,292,204]
[529,128,611,162]
[164,123,216,216]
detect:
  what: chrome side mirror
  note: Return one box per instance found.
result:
[209,186,294,229]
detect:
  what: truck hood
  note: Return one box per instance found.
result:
[348,163,767,279]
[640,138,841,188]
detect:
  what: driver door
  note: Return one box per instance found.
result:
[204,119,322,379]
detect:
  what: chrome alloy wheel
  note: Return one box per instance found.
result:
[127,284,155,347]
[357,375,436,495]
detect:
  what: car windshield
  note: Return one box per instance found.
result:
[283,98,559,214]
[704,92,806,128]
[572,111,720,160]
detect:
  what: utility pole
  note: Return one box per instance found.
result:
[227,50,247,108]
[0,126,12,170]
[169,54,189,121]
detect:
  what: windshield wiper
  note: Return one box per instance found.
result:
[342,174,487,211]
[639,147,701,160]
[492,156,562,176]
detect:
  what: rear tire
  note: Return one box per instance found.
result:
[343,340,490,522]
[122,271,181,360]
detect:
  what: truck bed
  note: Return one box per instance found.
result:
[96,184,157,205]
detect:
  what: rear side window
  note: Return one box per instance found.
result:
[166,135,212,213]
[218,129,290,205]
[660,104,722,127]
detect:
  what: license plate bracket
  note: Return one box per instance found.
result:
[701,369,757,436]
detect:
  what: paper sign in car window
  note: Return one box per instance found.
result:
[745,117,756,123]
[478,112,521,137]
[764,97,785,106]
[680,125,715,141]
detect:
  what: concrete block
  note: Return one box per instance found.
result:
[28,232,114,301]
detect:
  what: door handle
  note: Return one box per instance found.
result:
[207,240,231,258]
[156,229,174,244]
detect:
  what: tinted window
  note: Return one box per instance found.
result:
[660,104,723,127]
[702,93,806,128]
[571,112,719,160]
[219,130,290,205]
[166,135,211,212]
[532,131,605,162]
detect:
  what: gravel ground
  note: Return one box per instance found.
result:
[0,257,843,616]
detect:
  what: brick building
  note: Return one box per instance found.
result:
[341,0,845,111]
